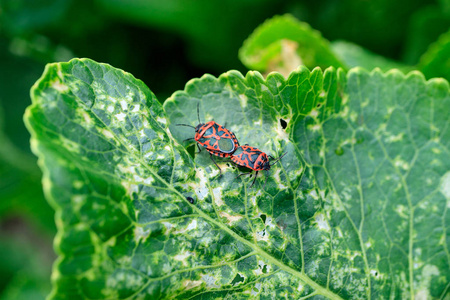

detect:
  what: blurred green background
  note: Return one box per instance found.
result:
[0,0,449,298]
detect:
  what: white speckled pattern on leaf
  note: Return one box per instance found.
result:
[25,58,450,299]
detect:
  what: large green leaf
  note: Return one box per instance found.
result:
[25,58,450,299]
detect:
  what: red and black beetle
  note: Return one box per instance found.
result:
[231,145,287,187]
[176,103,239,173]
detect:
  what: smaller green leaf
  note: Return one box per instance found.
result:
[239,14,346,76]
[418,28,450,81]
[331,41,413,73]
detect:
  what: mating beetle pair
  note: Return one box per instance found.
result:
[176,104,286,187]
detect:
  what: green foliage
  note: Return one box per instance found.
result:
[0,0,71,35]
[94,0,277,70]
[239,15,345,74]
[0,30,55,300]
[0,40,54,231]
[26,58,450,299]
[402,5,450,65]
[0,236,51,300]
[330,41,413,73]
[240,14,450,83]
[0,1,449,298]
[304,0,433,59]
[418,29,450,80]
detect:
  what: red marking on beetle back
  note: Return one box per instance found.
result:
[231,145,287,187]
[176,104,240,173]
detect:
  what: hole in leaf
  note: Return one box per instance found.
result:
[262,264,268,273]
[231,273,245,286]
[279,118,287,130]
[186,144,195,158]
[259,229,266,237]
[260,214,267,223]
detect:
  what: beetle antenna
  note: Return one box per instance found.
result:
[269,152,287,166]
[175,124,196,129]
[197,102,201,123]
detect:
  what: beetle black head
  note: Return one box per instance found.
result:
[262,157,271,171]
[195,123,205,132]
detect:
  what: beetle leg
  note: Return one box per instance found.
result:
[209,153,222,175]
[195,143,202,154]
[250,171,259,187]
[235,172,252,180]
